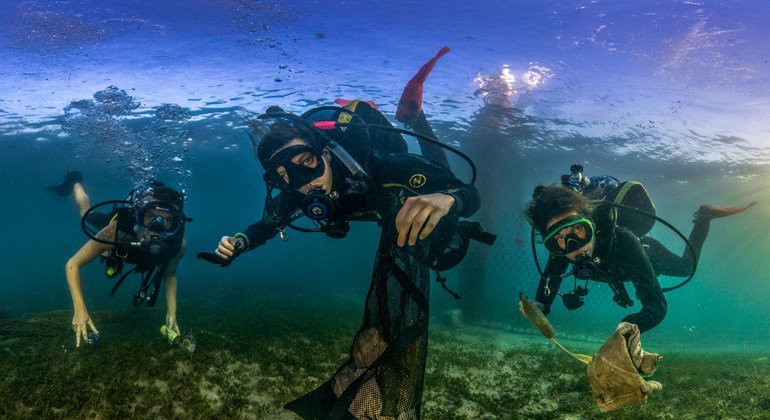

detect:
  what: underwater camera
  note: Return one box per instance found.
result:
[561,163,588,191]
[562,285,588,310]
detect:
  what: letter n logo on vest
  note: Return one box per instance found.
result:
[409,174,427,188]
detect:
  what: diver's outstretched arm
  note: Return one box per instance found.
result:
[65,223,115,347]
[163,240,186,334]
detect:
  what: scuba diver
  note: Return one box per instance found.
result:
[47,172,188,347]
[199,48,494,419]
[520,183,755,333]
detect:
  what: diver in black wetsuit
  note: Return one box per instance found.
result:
[47,173,188,347]
[520,184,754,333]
[199,99,492,418]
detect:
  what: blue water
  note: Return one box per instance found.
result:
[1,0,769,415]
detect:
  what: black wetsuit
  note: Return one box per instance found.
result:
[88,208,182,306]
[535,210,710,333]
[238,153,480,418]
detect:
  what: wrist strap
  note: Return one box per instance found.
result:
[234,232,250,249]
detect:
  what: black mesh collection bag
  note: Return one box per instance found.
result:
[285,217,434,419]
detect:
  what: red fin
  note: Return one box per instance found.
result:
[334,98,378,109]
[696,202,756,220]
[396,46,451,123]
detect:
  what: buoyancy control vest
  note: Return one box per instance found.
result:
[105,207,184,307]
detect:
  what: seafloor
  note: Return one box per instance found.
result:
[1,292,768,419]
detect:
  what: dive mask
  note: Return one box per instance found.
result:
[263,144,326,191]
[543,215,595,256]
[136,202,183,237]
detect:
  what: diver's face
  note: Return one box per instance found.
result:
[546,212,595,261]
[139,199,180,239]
[271,138,333,195]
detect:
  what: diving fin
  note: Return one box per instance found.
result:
[695,201,756,222]
[396,46,451,126]
[334,98,378,109]
[45,170,82,197]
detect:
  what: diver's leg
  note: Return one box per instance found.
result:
[410,112,450,170]
[72,180,111,229]
[641,234,700,278]
[73,183,91,217]
[682,218,710,271]
[648,202,758,277]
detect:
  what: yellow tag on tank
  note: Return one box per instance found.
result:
[336,109,353,132]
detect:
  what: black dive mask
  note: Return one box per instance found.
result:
[543,215,595,256]
[133,201,184,256]
[135,202,183,236]
[263,145,326,191]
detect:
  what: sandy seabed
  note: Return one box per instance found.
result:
[1,294,768,419]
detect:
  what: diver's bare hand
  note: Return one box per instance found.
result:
[215,236,238,260]
[72,310,97,348]
[166,313,180,335]
[395,193,455,247]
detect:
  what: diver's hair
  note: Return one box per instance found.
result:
[246,112,319,169]
[146,180,184,210]
[524,184,595,235]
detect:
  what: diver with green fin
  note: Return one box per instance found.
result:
[46,173,189,347]
[520,174,755,332]
[199,47,495,419]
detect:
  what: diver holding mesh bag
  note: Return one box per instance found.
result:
[199,47,495,419]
